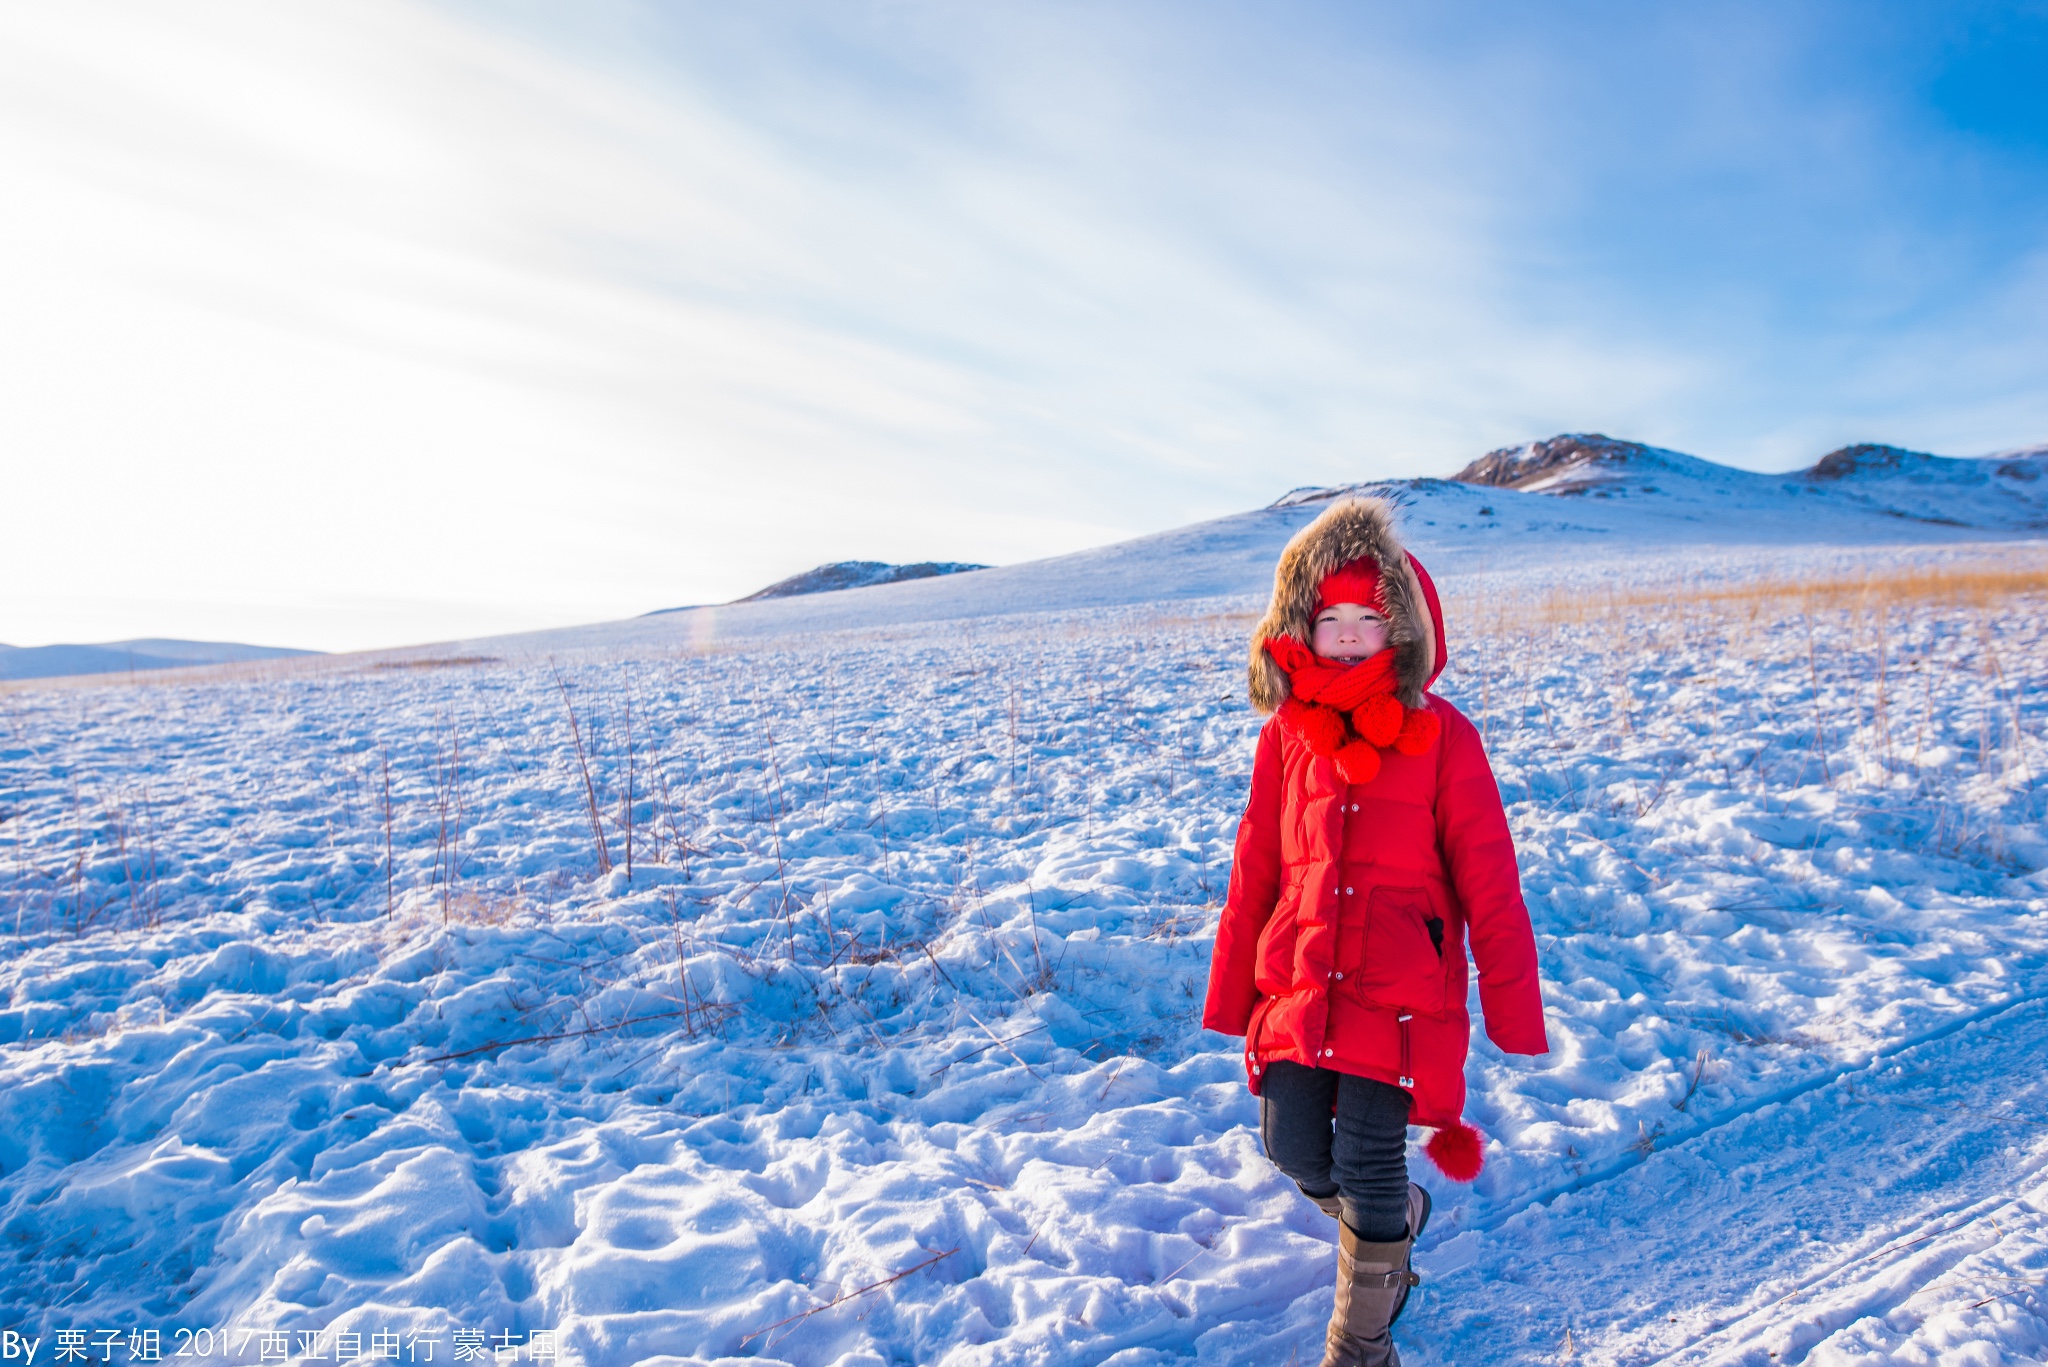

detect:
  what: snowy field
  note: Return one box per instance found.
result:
[2,544,2047,1366]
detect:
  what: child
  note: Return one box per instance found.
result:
[1203,497,1548,1367]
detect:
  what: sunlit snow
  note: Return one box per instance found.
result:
[2,511,2045,1364]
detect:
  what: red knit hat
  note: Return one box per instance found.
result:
[1316,559,1384,612]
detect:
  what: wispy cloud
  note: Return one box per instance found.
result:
[1,0,2042,649]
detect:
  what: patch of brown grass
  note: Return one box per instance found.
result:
[371,656,501,670]
[1533,555,2048,624]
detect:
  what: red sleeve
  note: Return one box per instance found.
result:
[1434,704,1549,1055]
[1203,717,1286,1035]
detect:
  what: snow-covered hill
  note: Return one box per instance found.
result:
[7,434,2040,681]
[0,637,317,682]
[1451,432,1743,495]
[423,433,2044,661]
[734,560,989,603]
[643,562,993,616]
[1455,432,2048,530]
[1798,440,2048,530]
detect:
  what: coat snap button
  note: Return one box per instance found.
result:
[1333,971,1343,980]
[1324,1048,1334,1056]
[1345,887,1354,895]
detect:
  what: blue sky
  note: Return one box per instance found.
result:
[2,0,2044,650]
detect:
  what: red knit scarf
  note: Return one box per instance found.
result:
[1263,636,1441,783]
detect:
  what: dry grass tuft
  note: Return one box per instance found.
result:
[1527,554,2048,626]
[371,656,501,671]
[394,889,536,928]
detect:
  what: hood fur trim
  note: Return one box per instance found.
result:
[1248,498,1439,713]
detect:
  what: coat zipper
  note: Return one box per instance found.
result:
[1397,1011,1415,1089]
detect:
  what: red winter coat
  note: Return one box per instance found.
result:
[1203,497,1548,1163]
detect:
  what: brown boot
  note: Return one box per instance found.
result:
[1391,1182,1430,1327]
[1302,1182,1429,1235]
[1300,1184,1344,1220]
[1320,1184,1430,1367]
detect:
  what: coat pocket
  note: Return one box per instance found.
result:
[1253,883,1304,991]
[1352,886,1447,1015]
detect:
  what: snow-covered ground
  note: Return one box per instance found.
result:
[2,540,2046,1365]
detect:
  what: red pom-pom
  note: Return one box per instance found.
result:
[1394,706,1441,756]
[1281,701,1348,757]
[1301,706,1348,757]
[1425,1121,1484,1182]
[1353,694,1403,747]
[1334,740,1382,784]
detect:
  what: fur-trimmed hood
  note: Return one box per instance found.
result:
[1248,498,1446,713]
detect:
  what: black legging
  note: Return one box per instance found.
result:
[1259,1059,1412,1241]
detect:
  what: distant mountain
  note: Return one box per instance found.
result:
[409,429,2048,658]
[1794,441,2048,529]
[737,560,988,602]
[1804,443,1944,481]
[0,638,317,683]
[641,560,991,617]
[1452,432,2048,530]
[1452,433,1726,494]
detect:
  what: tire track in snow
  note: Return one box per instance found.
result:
[1394,993,2048,1365]
[1447,976,2048,1245]
[1673,1187,2036,1365]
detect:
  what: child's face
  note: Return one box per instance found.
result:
[1312,602,1389,662]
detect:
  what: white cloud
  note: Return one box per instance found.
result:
[2,0,2040,651]
[0,2,1159,649]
